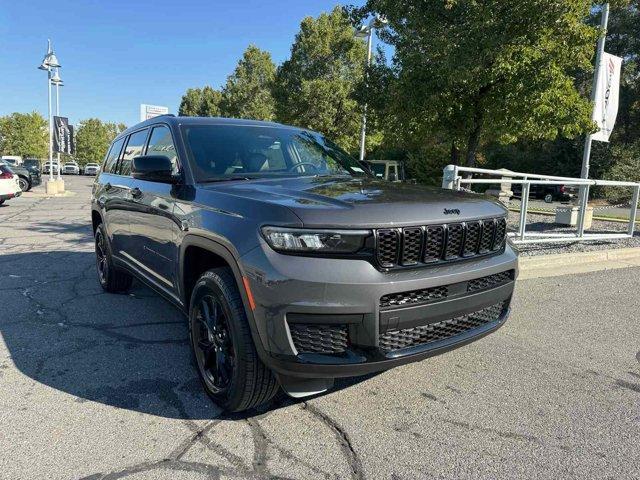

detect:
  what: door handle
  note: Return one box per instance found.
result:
[131,187,143,199]
[104,182,112,191]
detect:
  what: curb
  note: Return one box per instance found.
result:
[518,247,640,279]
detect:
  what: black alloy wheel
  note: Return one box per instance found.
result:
[189,268,279,412]
[94,223,132,293]
[95,228,108,286]
[192,295,235,394]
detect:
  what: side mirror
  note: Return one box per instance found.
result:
[131,155,176,183]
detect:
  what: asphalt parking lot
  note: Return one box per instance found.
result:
[1,175,639,479]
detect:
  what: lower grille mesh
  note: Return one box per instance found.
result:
[379,302,505,353]
[467,270,514,292]
[289,323,348,354]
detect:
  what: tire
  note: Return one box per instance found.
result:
[18,176,29,192]
[94,223,133,293]
[189,268,279,412]
[544,193,553,203]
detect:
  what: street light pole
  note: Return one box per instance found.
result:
[54,71,62,181]
[580,3,610,183]
[577,3,609,235]
[355,16,387,163]
[38,39,62,194]
[47,69,53,183]
[358,30,373,163]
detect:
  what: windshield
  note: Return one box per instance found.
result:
[24,159,39,167]
[181,124,368,182]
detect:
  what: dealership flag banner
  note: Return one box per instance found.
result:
[53,116,75,154]
[591,52,623,143]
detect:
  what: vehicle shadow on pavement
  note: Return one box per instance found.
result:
[0,251,373,420]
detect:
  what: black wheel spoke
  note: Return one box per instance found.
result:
[193,294,235,392]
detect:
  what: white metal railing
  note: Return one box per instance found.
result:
[442,165,640,244]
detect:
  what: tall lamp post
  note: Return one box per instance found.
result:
[355,15,387,163]
[38,40,62,194]
[51,68,64,184]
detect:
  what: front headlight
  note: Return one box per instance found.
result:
[261,226,371,254]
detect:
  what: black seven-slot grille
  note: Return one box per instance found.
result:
[379,301,506,353]
[375,217,507,269]
[380,270,515,309]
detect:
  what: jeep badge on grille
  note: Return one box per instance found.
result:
[443,208,461,215]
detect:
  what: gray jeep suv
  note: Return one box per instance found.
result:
[91,115,517,412]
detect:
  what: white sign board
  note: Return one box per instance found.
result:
[140,104,169,122]
[591,52,623,143]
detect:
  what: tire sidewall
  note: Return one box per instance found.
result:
[18,177,29,192]
[189,271,249,409]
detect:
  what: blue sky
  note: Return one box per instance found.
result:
[0,0,380,127]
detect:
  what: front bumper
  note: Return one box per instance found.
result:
[241,242,518,379]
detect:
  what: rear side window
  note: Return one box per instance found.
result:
[146,126,178,174]
[103,137,125,173]
[118,129,148,176]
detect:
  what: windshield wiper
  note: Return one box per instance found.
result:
[200,176,256,183]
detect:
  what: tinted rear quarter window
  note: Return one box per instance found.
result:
[103,137,125,173]
[146,126,178,174]
[118,129,148,176]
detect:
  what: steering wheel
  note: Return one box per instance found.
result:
[288,162,319,173]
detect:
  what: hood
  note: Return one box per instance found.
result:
[205,176,507,228]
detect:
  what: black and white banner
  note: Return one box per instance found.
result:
[53,116,75,154]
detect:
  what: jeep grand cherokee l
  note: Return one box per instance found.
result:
[91,116,518,412]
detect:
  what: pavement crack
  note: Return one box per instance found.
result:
[170,420,220,460]
[303,402,365,480]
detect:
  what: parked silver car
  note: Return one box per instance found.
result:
[43,161,61,175]
[63,162,80,175]
[84,163,101,175]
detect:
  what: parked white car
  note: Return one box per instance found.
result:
[43,161,62,175]
[63,162,80,175]
[0,163,22,205]
[84,163,101,175]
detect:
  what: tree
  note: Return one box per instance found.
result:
[352,0,601,167]
[178,86,222,116]
[75,119,126,165]
[0,112,48,158]
[274,7,367,153]
[220,45,276,120]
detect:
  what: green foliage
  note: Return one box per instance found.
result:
[75,119,126,165]
[220,45,276,120]
[600,142,640,203]
[0,112,48,158]
[274,6,367,153]
[178,86,222,116]
[599,1,640,145]
[353,0,599,167]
